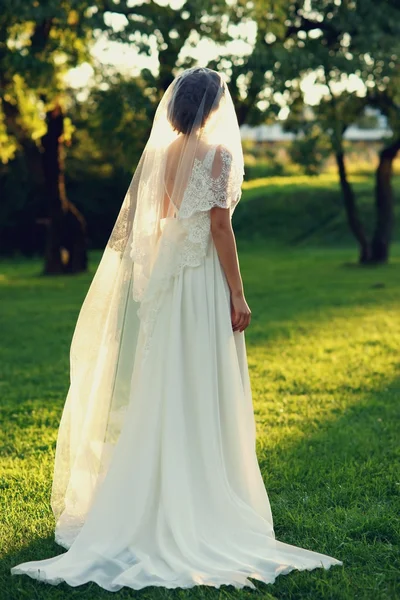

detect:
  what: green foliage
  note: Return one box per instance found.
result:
[82,75,155,170]
[244,145,287,179]
[91,0,230,91]
[217,0,400,154]
[0,0,96,150]
[263,1,400,146]
[356,112,380,131]
[1,242,399,599]
[1,0,400,258]
[58,75,158,249]
[287,125,331,176]
[0,0,238,256]
[243,160,285,180]
[0,102,16,163]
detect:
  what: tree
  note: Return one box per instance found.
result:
[0,1,96,272]
[260,0,400,263]
[214,0,400,263]
[95,0,231,93]
[0,0,233,263]
[367,77,400,263]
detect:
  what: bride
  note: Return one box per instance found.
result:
[12,67,342,591]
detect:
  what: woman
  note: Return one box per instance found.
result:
[12,67,342,590]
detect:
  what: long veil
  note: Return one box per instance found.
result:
[51,67,244,548]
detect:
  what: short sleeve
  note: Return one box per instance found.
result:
[210,145,243,211]
[178,145,243,219]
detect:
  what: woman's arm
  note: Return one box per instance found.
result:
[210,206,251,332]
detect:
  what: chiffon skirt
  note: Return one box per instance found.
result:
[11,241,342,590]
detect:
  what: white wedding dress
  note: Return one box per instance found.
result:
[11,146,342,591]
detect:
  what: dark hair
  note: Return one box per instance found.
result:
[167,68,224,134]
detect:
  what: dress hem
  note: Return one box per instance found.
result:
[11,558,343,592]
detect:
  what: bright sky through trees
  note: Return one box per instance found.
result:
[65,1,366,114]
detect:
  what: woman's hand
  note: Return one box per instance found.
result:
[231,292,251,332]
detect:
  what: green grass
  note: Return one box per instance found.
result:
[1,241,399,600]
[237,174,400,248]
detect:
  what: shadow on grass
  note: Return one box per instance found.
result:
[260,378,400,600]
[239,246,400,352]
[2,379,398,600]
[1,248,399,599]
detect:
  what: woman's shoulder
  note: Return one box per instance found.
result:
[210,145,232,178]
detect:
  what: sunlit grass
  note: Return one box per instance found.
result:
[1,245,399,600]
[237,175,400,249]
[242,172,370,192]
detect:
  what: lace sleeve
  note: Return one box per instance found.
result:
[178,145,243,219]
[210,146,240,209]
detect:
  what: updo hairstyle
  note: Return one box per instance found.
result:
[167,68,224,134]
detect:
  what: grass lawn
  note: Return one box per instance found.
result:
[0,242,399,600]
[237,174,400,248]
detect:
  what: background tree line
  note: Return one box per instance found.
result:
[0,0,399,272]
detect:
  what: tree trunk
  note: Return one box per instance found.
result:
[42,104,87,275]
[335,151,370,263]
[370,139,400,263]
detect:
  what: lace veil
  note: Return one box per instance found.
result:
[51,67,244,547]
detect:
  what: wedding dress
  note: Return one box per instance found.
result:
[11,68,342,590]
